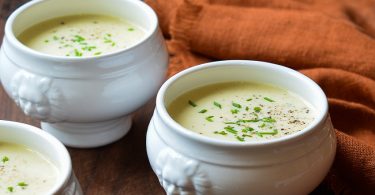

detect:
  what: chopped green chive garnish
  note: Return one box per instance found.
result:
[224,126,237,134]
[2,156,9,163]
[213,101,222,109]
[259,123,266,128]
[128,27,134,31]
[17,182,28,189]
[242,127,254,132]
[224,121,237,125]
[242,134,253,137]
[53,35,59,40]
[254,107,261,112]
[198,109,207,113]
[246,98,253,101]
[237,119,260,123]
[232,102,242,108]
[188,100,197,107]
[82,46,97,51]
[264,97,274,102]
[214,131,227,135]
[245,106,249,111]
[106,33,112,37]
[255,132,264,137]
[205,116,214,122]
[103,35,113,43]
[111,42,116,47]
[94,52,102,56]
[231,109,239,114]
[236,136,245,142]
[73,35,85,42]
[262,117,276,123]
[256,129,278,136]
[7,186,14,192]
[74,49,83,57]
[44,40,49,43]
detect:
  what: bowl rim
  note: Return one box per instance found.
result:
[0,120,72,194]
[156,60,329,148]
[4,0,159,61]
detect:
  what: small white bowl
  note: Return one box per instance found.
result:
[147,60,336,195]
[0,0,168,148]
[0,120,82,194]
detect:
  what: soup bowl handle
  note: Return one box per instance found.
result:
[154,148,212,195]
[10,70,66,122]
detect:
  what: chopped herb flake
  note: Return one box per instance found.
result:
[74,49,83,57]
[262,117,276,123]
[246,98,253,101]
[82,46,97,51]
[242,127,254,132]
[237,119,259,123]
[17,182,28,189]
[198,109,207,113]
[254,107,261,112]
[205,116,214,122]
[256,132,264,137]
[232,102,242,108]
[259,123,266,128]
[257,129,278,136]
[7,186,14,192]
[214,131,227,135]
[128,27,134,31]
[236,136,245,142]
[188,100,197,107]
[224,126,237,134]
[231,109,239,114]
[213,101,222,109]
[2,156,9,163]
[264,97,275,102]
[73,35,85,42]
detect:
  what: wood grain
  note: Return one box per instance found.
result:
[0,1,164,194]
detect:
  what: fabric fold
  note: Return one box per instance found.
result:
[146,0,375,193]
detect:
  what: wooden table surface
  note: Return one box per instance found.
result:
[0,0,165,194]
[0,1,331,194]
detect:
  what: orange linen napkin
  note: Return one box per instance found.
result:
[146,0,375,194]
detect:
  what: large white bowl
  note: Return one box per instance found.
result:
[147,60,336,195]
[0,0,168,148]
[0,120,82,194]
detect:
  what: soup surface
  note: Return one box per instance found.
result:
[168,82,316,142]
[18,14,145,57]
[0,142,59,194]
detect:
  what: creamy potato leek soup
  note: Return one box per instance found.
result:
[168,82,316,142]
[17,14,145,57]
[0,142,58,194]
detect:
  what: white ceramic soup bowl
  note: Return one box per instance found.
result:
[147,60,336,195]
[0,0,168,148]
[0,120,82,194]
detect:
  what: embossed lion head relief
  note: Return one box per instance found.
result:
[155,149,211,195]
[11,71,65,122]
